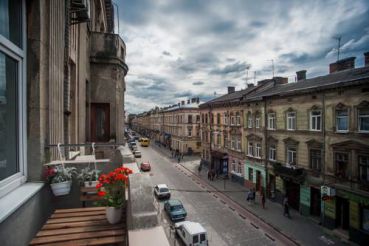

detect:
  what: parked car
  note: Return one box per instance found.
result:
[175,221,208,246]
[134,150,142,158]
[154,184,170,199]
[140,162,151,171]
[129,142,137,150]
[164,199,187,221]
[140,138,150,147]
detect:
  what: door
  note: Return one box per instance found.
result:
[286,181,300,210]
[336,197,349,230]
[310,187,321,216]
[256,171,261,192]
[91,103,110,142]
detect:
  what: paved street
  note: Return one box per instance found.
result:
[135,144,290,246]
[133,143,349,246]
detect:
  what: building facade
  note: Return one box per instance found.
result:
[199,55,369,244]
[0,1,127,245]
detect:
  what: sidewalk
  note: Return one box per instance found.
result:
[151,144,351,246]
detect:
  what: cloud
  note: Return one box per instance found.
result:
[119,0,369,114]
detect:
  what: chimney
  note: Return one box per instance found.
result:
[329,57,356,73]
[227,86,235,94]
[196,97,200,103]
[187,99,190,104]
[296,70,306,81]
[247,83,254,88]
[365,52,369,67]
[181,101,185,105]
[273,77,288,85]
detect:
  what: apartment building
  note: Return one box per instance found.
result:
[199,54,369,244]
[0,1,127,245]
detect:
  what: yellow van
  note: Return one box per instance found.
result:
[141,138,150,147]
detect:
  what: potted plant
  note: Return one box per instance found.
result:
[44,165,77,196]
[96,167,133,224]
[77,167,101,188]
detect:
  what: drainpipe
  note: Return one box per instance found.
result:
[321,92,326,225]
[209,106,213,169]
[63,0,70,151]
[263,98,268,198]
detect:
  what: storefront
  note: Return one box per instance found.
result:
[244,160,266,192]
[210,151,228,175]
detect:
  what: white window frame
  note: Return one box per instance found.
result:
[248,142,253,156]
[224,113,228,125]
[255,143,261,158]
[0,0,27,199]
[236,137,241,151]
[269,146,276,161]
[248,114,253,128]
[255,117,260,128]
[310,110,322,131]
[268,113,276,130]
[232,160,236,172]
[336,109,349,132]
[236,114,241,125]
[231,136,236,149]
[287,112,296,131]
[358,108,369,133]
[287,147,297,165]
[230,116,235,125]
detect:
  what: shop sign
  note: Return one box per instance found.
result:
[321,186,335,197]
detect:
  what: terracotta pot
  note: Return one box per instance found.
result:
[50,181,72,196]
[106,207,123,224]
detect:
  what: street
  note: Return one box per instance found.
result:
[135,144,289,246]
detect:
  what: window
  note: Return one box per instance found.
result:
[205,114,208,124]
[231,136,236,149]
[336,109,348,132]
[217,133,221,146]
[287,147,296,165]
[335,153,348,179]
[0,0,26,198]
[255,117,260,128]
[193,235,199,243]
[187,126,192,137]
[232,160,236,171]
[217,113,221,125]
[358,108,369,132]
[230,114,235,125]
[359,155,369,182]
[248,168,253,181]
[236,112,241,125]
[188,115,193,124]
[287,112,296,130]
[255,143,261,158]
[224,113,228,125]
[236,137,241,151]
[238,162,242,173]
[248,142,253,156]
[269,146,276,161]
[310,149,321,171]
[268,113,276,130]
[200,233,206,242]
[310,110,322,131]
[248,112,253,128]
[223,134,228,148]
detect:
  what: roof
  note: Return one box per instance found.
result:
[178,221,206,235]
[167,199,182,206]
[200,86,256,107]
[157,184,168,189]
[246,66,369,101]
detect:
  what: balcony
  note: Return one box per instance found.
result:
[273,162,305,183]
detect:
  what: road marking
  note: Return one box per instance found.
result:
[238,214,246,219]
[265,233,275,241]
[213,194,218,198]
[250,222,259,229]
[229,206,235,211]
[220,200,226,204]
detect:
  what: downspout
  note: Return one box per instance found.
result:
[263,98,268,197]
[321,91,326,225]
[63,0,70,148]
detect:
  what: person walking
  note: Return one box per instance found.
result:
[177,155,181,163]
[283,196,290,218]
[261,192,266,209]
[198,164,202,175]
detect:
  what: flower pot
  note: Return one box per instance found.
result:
[106,207,122,224]
[84,181,98,194]
[50,181,72,196]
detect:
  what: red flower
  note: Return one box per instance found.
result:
[97,191,106,197]
[96,183,103,189]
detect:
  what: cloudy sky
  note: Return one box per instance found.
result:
[117,0,369,114]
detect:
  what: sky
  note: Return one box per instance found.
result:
[116,0,369,114]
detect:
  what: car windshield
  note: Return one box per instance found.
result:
[160,188,169,192]
[171,205,183,211]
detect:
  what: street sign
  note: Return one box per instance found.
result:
[321,186,336,197]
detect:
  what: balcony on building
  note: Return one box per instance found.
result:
[273,162,305,183]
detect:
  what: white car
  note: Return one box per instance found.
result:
[175,221,208,246]
[134,150,141,158]
[154,184,171,199]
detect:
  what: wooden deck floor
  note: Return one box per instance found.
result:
[30,207,126,246]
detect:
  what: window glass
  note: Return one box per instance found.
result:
[287,147,296,165]
[336,110,348,131]
[193,235,199,243]
[362,208,369,232]
[287,112,296,130]
[359,109,369,132]
[310,149,321,171]
[0,51,18,181]
[248,167,253,181]
[200,233,206,241]
[359,155,369,182]
[310,110,321,131]
[0,0,22,47]
[269,146,276,161]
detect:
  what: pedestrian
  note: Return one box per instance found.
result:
[246,191,251,203]
[208,170,211,180]
[261,193,266,209]
[177,155,181,163]
[252,189,256,203]
[198,165,202,175]
[283,196,290,218]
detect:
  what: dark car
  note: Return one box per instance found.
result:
[164,199,187,221]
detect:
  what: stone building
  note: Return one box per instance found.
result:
[0,1,127,245]
[199,54,369,244]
